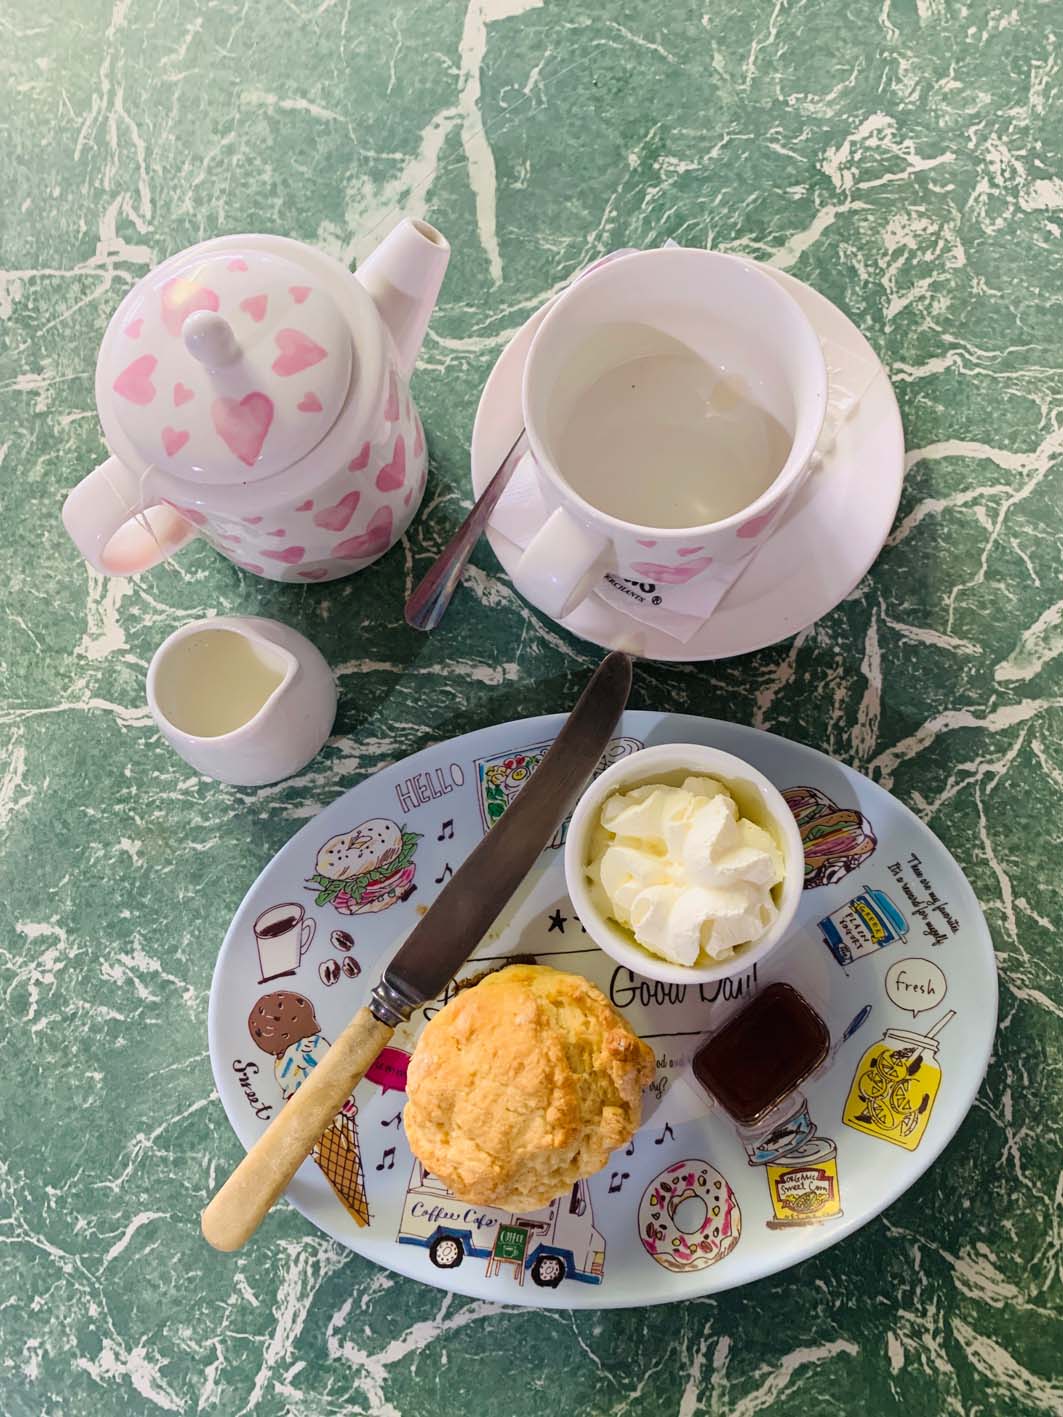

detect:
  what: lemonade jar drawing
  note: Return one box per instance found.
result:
[842,1011,954,1151]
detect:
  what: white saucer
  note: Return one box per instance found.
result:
[470,265,905,661]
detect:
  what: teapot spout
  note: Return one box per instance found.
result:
[355,219,450,379]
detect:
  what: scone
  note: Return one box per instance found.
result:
[404,963,655,1211]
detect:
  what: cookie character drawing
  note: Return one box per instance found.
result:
[248,991,370,1227]
[639,1160,741,1272]
[819,885,908,966]
[842,1011,954,1152]
[474,736,642,845]
[397,1162,605,1287]
[783,785,877,888]
[307,818,420,915]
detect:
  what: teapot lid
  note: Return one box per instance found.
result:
[100,246,353,485]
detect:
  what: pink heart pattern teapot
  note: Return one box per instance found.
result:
[63,220,449,582]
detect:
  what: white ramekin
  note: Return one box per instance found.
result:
[564,742,804,985]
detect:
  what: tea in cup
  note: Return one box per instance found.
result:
[513,248,827,619]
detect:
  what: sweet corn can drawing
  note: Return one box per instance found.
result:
[765,1137,842,1227]
[842,1027,943,1151]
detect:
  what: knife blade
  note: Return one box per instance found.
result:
[369,648,633,1025]
[202,650,632,1250]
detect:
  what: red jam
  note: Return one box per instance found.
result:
[692,982,830,1126]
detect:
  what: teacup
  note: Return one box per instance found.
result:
[512,248,827,620]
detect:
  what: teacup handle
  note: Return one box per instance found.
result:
[62,457,198,575]
[512,507,613,620]
[299,919,316,958]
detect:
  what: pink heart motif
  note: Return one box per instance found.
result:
[261,544,306,565]
[243,515,263,525]
[212,392,275,467]
[161,278,220,337]
[677,545,705,557]
[161,499,207,526]
[630,557,714,585]
[334,506,394,560]
[162,426,189,457]
[272,328,327,377]
[290,286,311,304]
[268,528,286,537]
[113,354,157,405]
[295,499,314,512]
[228,258,249,272]
[125,318,143,339]
[348,441,371,472]
[240,294,268,323]
[413,416,424,458]
[636,539,657,548]
[736,508,776,539]
[376,435,406,491]
[314,489,361,532]
[173,381,194,407]
[234,560,264,575]
[384,370,400,422]
[297,392,323,413]
[298,568,330,581]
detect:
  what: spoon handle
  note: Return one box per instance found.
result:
[405,429,527,632]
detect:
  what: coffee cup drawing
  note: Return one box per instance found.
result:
[254,902,316,983]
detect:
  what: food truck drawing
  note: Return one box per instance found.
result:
[397,1161,606,1288]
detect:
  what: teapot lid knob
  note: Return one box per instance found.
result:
[98,243,353,486]
[183,311,241,369]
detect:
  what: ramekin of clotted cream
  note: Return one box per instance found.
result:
[565,743,804,984]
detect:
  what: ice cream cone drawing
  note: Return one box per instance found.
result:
[313,1112,370,1227]
[248,990,371,1226]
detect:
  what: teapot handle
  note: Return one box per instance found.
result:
[62,457,198,575]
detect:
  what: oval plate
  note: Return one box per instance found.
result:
[208,713,996,1308]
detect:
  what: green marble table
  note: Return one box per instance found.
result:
[2,0,1061,1412]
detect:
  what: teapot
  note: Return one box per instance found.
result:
[62,220,449,583]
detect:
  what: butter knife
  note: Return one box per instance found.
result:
[202,650,633,1251]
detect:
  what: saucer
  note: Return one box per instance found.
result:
[470,265,904,661]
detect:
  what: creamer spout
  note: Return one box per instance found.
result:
[354,218,450,378]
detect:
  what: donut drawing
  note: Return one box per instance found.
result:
[638,1159,741,1272]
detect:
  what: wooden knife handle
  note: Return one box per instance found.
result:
[201,1006,394,1252]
